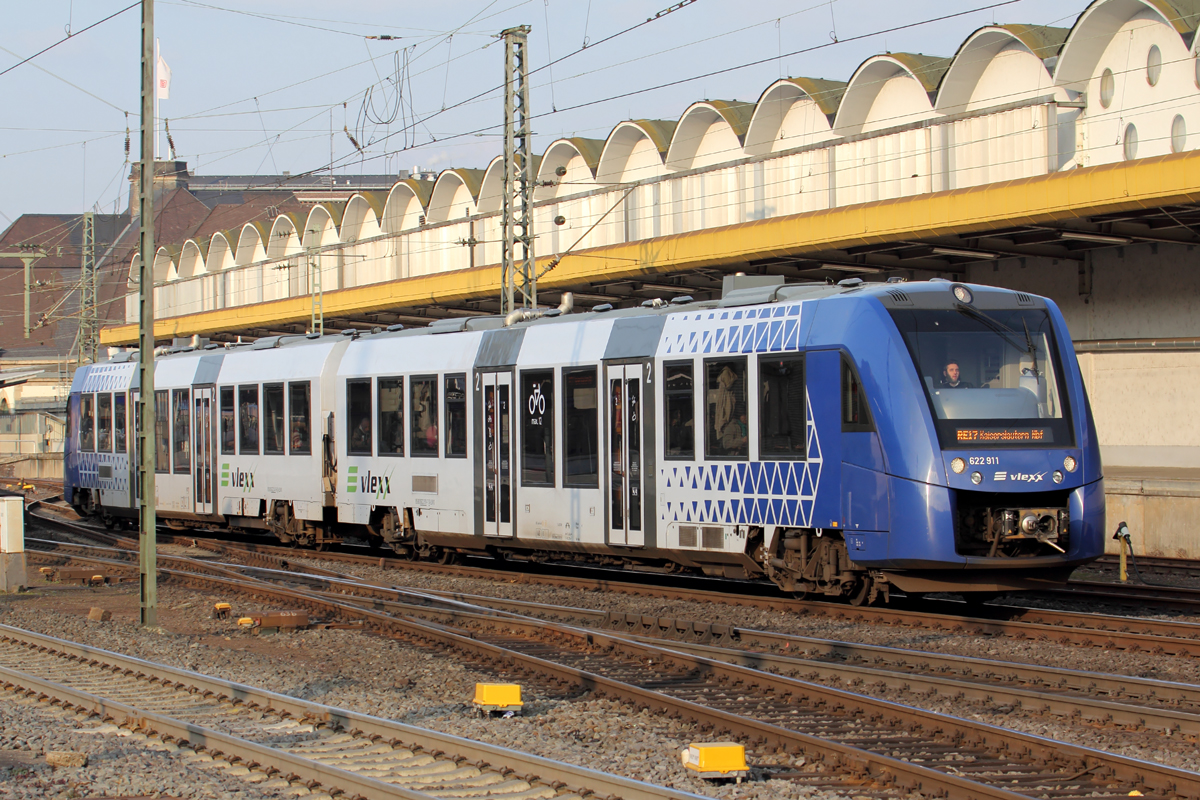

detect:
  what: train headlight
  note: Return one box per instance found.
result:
[1063,455,1077,472]
[1053,470,1064,484]
[952,284,973,304]
[950,457,966,474]
[970,471,983,485]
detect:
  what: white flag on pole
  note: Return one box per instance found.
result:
[156,52,171,100]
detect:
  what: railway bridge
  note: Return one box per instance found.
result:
[101,0,1200,558]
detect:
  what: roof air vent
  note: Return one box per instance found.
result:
[591,303,614,313]
[669,295,693,305]
[341,328,357,337]
[837,277,864,287]
[885,289,912,305]
[386,324,405,332]
[1014,292,1034,306]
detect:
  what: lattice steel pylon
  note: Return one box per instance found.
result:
[78,211,98,364]
[500,25,535,314]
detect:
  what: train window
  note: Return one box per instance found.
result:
[80,394,95,452]
[521,370,554,486]
[263,383,286,454]
[347,379,372,456]
[704,358,748,460]
[154,391,170,471]
[96,394,113,452]
[841,358,874,432]
[238,385,260,455]
[663,362,694,459]
[377,377,403,456]
[563,367,599,488]
[410,377,439,456]
[288,382,311,455]
[172,389,191,473]
[445,374,467,458]
[759,356,806,459]
[114,394,127,453]
[219,387,235,455]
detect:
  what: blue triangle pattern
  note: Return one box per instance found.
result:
[800,467,814,498]
[704,499,712,518]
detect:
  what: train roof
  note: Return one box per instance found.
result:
[92,278,1045,369]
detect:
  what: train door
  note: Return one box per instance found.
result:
[193,387,215,515]
[480,371,514,537]
[606,362,645,547]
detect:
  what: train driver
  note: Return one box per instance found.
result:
[940,361,974,389]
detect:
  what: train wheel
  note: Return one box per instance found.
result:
[437,548,461,565]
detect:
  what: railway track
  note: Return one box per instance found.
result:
[0,625,703,800]
[24,509,1200,656]
[21,520,1200,800]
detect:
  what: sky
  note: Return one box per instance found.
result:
[0,0,1093,221]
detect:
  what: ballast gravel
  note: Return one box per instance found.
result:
[4,544,1198,797]
[0,582,878,800]
[0,691,289,799]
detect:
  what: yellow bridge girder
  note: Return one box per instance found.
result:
[100,149,1200,346]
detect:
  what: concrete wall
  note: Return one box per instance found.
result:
[967,241,1200,470]
[1105,476,1200,558]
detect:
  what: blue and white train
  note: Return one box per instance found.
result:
[64,278,1105,603]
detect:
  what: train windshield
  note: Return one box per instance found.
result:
[889,306,1074,448]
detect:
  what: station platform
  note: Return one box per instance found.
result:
[1103,467,1200,559]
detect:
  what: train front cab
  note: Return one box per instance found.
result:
[812,282,1105,598]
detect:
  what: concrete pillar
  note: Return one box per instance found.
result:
[0,495,26,593]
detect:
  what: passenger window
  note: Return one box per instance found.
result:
[288,382,311,455]
[705,358,748,459]
[842,357,875,432]
[759,356,806,459]
[114,394,127,453]
[410,377,438,456]
[80,394,95,452]
[521,370,554,486]
[347,379,372,456]
[155,391,170,471]
[663,362,694,459]
[263,383,285,454]
[377,377,404,456]
[563,368,598,488]
[238,385,259,455]
[219,387,235,455]
[172,389,191,473]
[97,394,113,452]
[445,374,467,458]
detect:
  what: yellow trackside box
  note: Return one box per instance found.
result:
[473,683,522,710]
[681,743,748,778]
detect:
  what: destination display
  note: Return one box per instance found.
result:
[955,427,1052,443]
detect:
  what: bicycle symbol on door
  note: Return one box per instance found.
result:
[528,384,546,416]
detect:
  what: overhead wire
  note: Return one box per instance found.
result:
[0,3,139,81]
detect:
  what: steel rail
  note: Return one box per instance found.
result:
[0,624,706,800]
[0,665,450,800]
[300,584,1200,731]
[10,548,1061,799]
[44,534,1200,725]
[29,545,1200,800]
[26,515,1200,664]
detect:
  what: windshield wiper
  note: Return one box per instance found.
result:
[954,303,1033,363]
